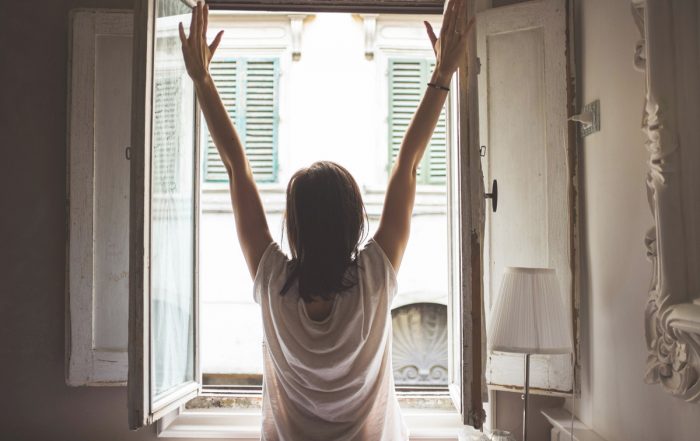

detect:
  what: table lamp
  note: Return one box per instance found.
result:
[487,267,573,441]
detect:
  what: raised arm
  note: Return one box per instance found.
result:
[180,2,272,279]
[374,0,472,271]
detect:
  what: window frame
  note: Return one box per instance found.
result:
[129,0,487,434]
[129,0,202,429]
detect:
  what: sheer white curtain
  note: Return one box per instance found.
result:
[150,8,197,399]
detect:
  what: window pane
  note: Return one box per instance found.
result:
[151,0,196,401]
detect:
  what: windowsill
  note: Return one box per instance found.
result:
[158,406,484,440]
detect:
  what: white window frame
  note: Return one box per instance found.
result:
[126,0,487,436]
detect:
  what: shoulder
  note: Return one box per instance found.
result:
[358,239,398,292]
[253,241,289,303]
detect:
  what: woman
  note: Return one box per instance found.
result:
[180,1,471,439]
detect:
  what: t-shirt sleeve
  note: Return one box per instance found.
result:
[252,241,288,305]
[360,239,399,301]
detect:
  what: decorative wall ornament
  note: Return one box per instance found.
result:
[288,14,307,61]
[633,0,700,403]
[392,303,448,385]
[360,14,378,60]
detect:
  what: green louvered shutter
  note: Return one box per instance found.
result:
[204,60,237,182]
[427,60,447,185]
[388,59,447,185]
[244,60,278,182]
[204,58,279,183]
[389,60,425,180]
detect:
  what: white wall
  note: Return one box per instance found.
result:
[575,1,700,440]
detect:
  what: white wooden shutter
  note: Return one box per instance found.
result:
[477,0,575,394]
[446,1,487,427]
[204,58,279,183]
[67,9,133,387]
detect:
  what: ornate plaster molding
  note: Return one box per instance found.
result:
[634,0,700,403]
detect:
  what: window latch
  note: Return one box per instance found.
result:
[485,179,498,213]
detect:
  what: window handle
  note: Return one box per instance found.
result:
[485,179,498,213]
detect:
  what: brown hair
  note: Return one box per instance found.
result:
[280,161,368,302]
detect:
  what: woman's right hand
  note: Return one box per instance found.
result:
[179,1,224,83]
[424,0,474,80]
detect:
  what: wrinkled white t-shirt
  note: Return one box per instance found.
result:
[253,239,409,441]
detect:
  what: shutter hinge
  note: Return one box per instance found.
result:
[476,57,482,75]
[480,145,486,157]
[125,146,131,161]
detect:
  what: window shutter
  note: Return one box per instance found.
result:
[204,58,279,183]
[204,60,237,182]
[427,60,447,185]
[244,59,278,182]
[388,58,447,185]
[388,59,424,178]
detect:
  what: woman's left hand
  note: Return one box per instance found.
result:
[423,0,474,79]
[179,1,224,83]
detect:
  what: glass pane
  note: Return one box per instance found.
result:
[151,0,196,402]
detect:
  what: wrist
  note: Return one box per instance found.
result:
[430,67,453,89]
[193,73,214,89]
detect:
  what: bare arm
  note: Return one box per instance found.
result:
[180,2,272,278]
[374,0,472,271]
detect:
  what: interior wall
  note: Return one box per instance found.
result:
[574,1,700,440]
[0,1,166,440]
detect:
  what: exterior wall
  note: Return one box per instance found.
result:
[574,0,700,440]
[200,12,449,375]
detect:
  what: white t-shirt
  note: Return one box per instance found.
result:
[253,239,409,441]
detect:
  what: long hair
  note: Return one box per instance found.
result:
[280,161,368,302]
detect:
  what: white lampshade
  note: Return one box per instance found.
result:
[488,267,573,354]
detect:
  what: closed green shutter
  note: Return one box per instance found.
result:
[204,58,279,183]
[388,59,447,185]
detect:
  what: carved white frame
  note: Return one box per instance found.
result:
[633,0,700,403]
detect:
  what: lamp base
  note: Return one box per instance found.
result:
[523,353,531,441]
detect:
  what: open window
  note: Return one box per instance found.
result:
[128,0,487,433]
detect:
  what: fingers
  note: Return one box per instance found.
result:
[196,1,203,43]
[449,0,462,34]
[203,3,209,39]
[179,21,187,46]
[442,0,456,36]
[464,18,475,37]
[424,21,438,52]
[458,0,469,34]
[209,30,224,56]
[189,3,197,40]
